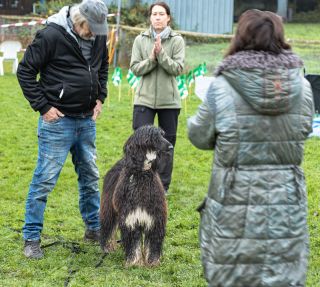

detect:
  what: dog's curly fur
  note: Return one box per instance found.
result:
[100,125,171,266]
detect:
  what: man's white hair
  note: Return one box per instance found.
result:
[70,5,88,27]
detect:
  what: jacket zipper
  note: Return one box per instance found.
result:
[65,32,93,111]
[65,29,93,113]
[88,65,92,110]
[154,68,158,108]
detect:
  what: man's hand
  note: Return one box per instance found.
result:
[92,99,103,121]
[43,107,64,122]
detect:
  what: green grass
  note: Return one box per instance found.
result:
[185,22,320,74]
[232,22,320,41]
[284,23,320,41]
[185,41,320,74]
[0,31,320,286]
[0,73,208,287]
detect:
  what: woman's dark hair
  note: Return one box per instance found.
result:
[226,9,291,57]
[148,2,171,17]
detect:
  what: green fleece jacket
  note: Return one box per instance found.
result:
[130,28,185,109]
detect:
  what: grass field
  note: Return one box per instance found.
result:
[186,23,320,74]
[0,25,320,286]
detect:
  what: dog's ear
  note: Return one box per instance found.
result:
[124,134,134,156]
[160,128,165,137]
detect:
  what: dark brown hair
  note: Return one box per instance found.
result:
[148,2,171,17]
[226,9,291,57]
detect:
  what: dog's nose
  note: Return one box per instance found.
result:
[168,144,173,150]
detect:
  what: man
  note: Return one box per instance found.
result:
[17,0,109,259]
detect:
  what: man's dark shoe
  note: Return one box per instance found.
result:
[24,240,43,259]
[84,229,101,242]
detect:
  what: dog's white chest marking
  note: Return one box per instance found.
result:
[143,150,157,171]
[125,207,154,230]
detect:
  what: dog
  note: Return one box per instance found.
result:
[100,125,172,267]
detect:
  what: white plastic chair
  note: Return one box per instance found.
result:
[0,41,22,75]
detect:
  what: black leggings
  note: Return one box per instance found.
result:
[132,105,180,190]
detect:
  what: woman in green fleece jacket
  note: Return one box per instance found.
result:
[130,1,185,192]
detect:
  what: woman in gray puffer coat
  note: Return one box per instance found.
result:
[188,10,314,287]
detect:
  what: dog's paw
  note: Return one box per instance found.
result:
[145,259,160,267]
[125,258,144,268]
[103,242,118,253]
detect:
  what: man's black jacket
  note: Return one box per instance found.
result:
[17,23,108,117]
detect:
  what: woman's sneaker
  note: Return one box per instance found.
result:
[24,240,43,259]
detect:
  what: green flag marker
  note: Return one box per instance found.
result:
[176,75,188,100]
[193,63,208,78]
[202,62,208,74]
[112,67,122,86]
[127,69,140,90]
[187,70,194,87]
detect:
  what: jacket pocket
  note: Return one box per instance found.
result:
[136,77,144,96]
[59,83,69,103]
[58,87,64,100]
[44,82,63,102]
[171,77,176,100]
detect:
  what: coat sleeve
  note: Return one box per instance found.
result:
[187,83,216,150]
[156,36,184,76]
[302,77,315,135]
[188,100,216,150]
[98,37,109,103]
[17,28,53,115]
[130,35,158,76]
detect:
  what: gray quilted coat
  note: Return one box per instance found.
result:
[188,50,314,287]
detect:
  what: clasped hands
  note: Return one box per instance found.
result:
[150,34,162,61]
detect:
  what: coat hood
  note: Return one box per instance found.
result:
[47,6,95,43]
[47,6,70,30]
[47,6,81,42]
[215,50,304,115]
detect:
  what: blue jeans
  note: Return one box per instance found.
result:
[23,116,100,241]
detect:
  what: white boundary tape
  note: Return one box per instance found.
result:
[0,13,116,29]
[1,20,46,28]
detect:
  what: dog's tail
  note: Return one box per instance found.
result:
[99,159,124,251]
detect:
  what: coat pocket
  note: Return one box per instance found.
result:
[201,197,246,238]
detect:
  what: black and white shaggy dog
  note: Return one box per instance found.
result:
[100,125,172,267]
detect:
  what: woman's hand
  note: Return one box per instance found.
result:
[150,35,161,60]
[154,34,162,55]
[150,47,156,61]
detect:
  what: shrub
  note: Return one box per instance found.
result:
[292,6,320,22]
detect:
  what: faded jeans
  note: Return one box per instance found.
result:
[23,116,100,241]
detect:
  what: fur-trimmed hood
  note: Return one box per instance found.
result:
[215,50,304,115]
